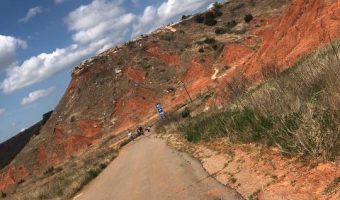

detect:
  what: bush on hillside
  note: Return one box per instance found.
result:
[215,20,237,34]
[181,15,191,20]
[215,27,228,34]
[244,14,254,23]
[212,2,223,10]
[214,10,223,17]
[226,20,237,30]
[203,37,216,44]
[195,15,204,23]
[204,11,217,26]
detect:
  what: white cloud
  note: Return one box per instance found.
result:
[54,0,67,4]
[131,0,139,5]
[0,0,134,93]
[0,108,5,115]
[1,0,216,93]
[132,0,215,37]
[0,35,27,70]
[1,41,106,93]
[21,87,55,106]
[67,0,135,44]
[132,6,157,36]
[19,6,43,23]
[158,0,210,21]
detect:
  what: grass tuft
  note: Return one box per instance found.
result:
[323,177,340,194]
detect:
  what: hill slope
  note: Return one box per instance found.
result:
[0,0,339,198]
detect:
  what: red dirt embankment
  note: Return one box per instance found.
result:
[126,67,146,83]
[212,0,340,104]
[180,59,213,83]
[111,88,161,134]
[146,45,180,65]
[244,0,340,78]
[54,120,102,159]
[0,166,29,191]
[223,44,254,68]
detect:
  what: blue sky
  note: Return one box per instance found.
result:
[0,0,219,142]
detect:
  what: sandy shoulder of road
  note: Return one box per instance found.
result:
[154,133,340,200]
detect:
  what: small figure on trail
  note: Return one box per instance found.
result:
[145,126,151,132]
[181,108,190,118]
[137,126,144,136]
[128,130,134,140]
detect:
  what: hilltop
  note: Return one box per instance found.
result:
[0,0,339,199]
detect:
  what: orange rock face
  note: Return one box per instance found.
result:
[66,68,91,96]
[0,167,15,191]
[0,165,29,191]
[181,60,213,83]
[146,45,180,65]
[126,67,146,83]
[37,146,48,166]
[79,120,102,138]
[53,126,64,145]
[51,121,101,159]
[223,44,254,68]
[212,0,340,102]
[111,88,160,133]
[63,134,93,158]
[37,145,60,166]
[244,0,340,78]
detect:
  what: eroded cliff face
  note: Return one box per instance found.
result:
[1,0,339,192]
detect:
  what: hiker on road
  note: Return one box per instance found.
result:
[146,126,151,132]
[137,127,144,136]
[128,130,134,140]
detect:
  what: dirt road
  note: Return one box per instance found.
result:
[74,136,243,200]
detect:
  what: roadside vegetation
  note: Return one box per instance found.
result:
[8,147,117,200]
[323,176,340,194]
[178,41,340,161]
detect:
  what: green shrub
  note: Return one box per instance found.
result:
[203,37,216,44]
[43,166,55,176]
[212,2,223,10]
[204,12,217,26]
[323,177,340,194]
[212,2,223,16]
[100,163,108,169]
[215,21,237,34]
[83,168,100,185]
[195,15,204,23]
[214,10,223,17]
[181,15,191,20]
[215,27,228,34]
[17,179,25,185]
[244,14,253,23]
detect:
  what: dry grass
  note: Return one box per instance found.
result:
[178,41,340,161]
[9,147,117,200]
[323,176,340,194]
